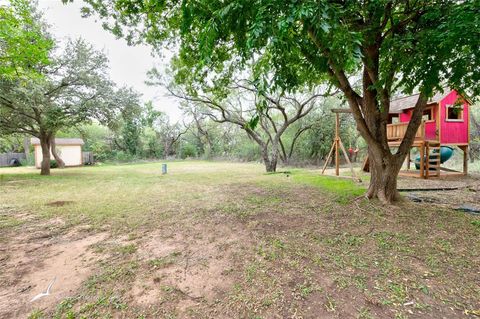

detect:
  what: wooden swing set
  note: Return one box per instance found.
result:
[321,108,359,181]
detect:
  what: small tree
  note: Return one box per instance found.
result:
[0,39,119,175]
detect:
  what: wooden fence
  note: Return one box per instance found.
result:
[0,152,26,167]
[82,152,94,165]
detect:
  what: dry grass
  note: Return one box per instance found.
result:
[0,161,479,319]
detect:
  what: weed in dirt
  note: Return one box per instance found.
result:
[358,307,373,319]
[0,215,23,229]
[387,282,409,304]
[149,252,180,269]
[27,310,44,319]
[86,261,138,290]
[117,243,137,255]
[245,262,259,283]
[325,294,337,312]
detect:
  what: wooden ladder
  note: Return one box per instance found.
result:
[425,141,441,178]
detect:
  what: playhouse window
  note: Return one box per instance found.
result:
[388,114,399,124]
[422,108,433,121]
[446,104,463,121]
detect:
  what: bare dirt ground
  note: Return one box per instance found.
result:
[0,220,107,318]
[0,162,479,318]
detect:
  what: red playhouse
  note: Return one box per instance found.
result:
[386,89,471,178]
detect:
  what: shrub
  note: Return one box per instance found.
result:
[50,160,58,168]
[112,151,137,163]
[180,143,197,159]
[19,154,35,167]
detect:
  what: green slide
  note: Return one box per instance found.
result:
[415,146,454,169]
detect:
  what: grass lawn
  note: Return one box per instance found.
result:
[0,161,479,318]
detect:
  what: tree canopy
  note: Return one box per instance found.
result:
[75,1,479,95]
[0,0,53,79]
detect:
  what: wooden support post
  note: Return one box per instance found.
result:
[419,143,425,179]
[407,150,411,170]
[425,142,430,179]
[462,145,468,175]
[321,142,336,174]
[335,139,339,176]
[335,113,340,176]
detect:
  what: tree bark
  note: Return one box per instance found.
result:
[39,133,51,176]
[50,135,66,168]
[261,145,278,173]
[365,148,403,203]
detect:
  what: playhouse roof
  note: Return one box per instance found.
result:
[30,138,84,146]
[389,91,448,114]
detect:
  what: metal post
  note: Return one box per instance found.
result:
[162,163,167,175]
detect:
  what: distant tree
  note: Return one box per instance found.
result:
[158,120,188,159]
[181,103,215,159]
[168,77,328,172]
[77,0,480,203]
[139,101,165,158]
[0,39,119,175]
[105,88,145,157]
[137,101,187,159]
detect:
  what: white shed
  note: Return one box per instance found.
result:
[31,138,84,168]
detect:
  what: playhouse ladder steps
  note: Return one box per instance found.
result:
[425,141,441,178]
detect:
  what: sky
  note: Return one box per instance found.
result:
[36,0,183,121]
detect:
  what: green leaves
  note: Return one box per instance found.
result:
[245,114,260,130]
[77,0,480,101]
[0,0,53,80]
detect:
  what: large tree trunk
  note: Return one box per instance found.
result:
[365,148,403,203]
[50,135,66,168]
[263,156,277,173]
[39,133,51,176]
[261,146,278,173]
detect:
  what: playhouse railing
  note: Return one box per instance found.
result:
[387,121,425,141]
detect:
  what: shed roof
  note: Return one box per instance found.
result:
[30,138,84,146]
[389,91,448,114]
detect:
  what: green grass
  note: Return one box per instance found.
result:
[0,161,479,319]
[290,170,365,203]
[0,161,270,232]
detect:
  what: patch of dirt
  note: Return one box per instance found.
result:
[45,200,75,207]
[0,229,108,318]
[128,218,252,315]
